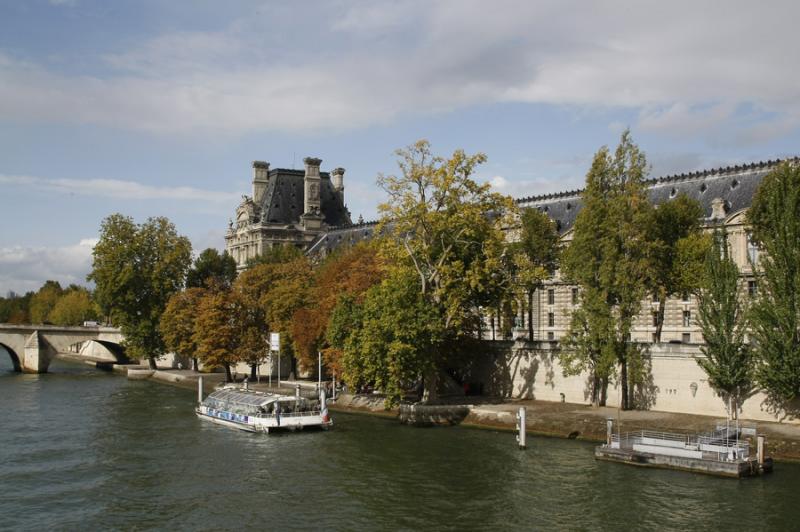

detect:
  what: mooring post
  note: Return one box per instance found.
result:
[197,376,203,404]
[606,418,614,446]
[757,434,765,467]
[516,406,527,450]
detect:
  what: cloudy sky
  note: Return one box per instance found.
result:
[1,0,799,294]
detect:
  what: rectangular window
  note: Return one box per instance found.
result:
[652,293,659,303]
[572,288,579,305]
[748,280,758,297]
[547,332,555,341]
[683,310,691,327]
[682,333,691,344]
[747,234,759,266]
[682,292,690,302]
[652,332,658,343]
[548,312,555,327]
[652,311,659,327]
[547,289,555,306]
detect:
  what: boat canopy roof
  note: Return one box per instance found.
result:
[205,388,302,408]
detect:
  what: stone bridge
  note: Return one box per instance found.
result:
[0,324,125,373]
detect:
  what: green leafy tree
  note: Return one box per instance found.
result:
[512,208,560,341]
[747,162,800,413]
[29,280,63,324]
[648,194,704,342]
[186,248,237,288]
[561,131,654,410]
[696,227,754,419]
[246,244,304,268]
[376,140,516,401]
[0,291,33,324]
[161,287,207,371]
[88,215,192,369]
[48,287,98,326]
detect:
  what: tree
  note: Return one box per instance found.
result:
[512,208,560,341]
[291,242,384,374]
[747,162,800,413]
[0,291,32,324]
[186,248,237,288]
[160,287,207,371]
[375,140,516,401]
[29,280,63,324]
[48,287,98,326]
[246,244,304,268]
[696,227,754,419]
[88,215,192,369]
[648,194,704,342]
[193,287,239,382]
[561,131,654,409]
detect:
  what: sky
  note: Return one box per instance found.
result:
[1,0,799,294]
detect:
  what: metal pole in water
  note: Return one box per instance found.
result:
[757,434,765,468]
[516,406,527,450]
[606,418,613,446]
[197,376,203,404]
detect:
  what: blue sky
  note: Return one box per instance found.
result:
[1,0,799,293]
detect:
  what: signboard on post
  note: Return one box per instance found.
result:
[270,333,280,352]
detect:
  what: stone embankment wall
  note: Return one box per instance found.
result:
[472,341,798,424]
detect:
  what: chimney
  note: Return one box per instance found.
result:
[252,161,270,205]
[331,167,345,199]
[303,157,323,218]
[710,197,727,220]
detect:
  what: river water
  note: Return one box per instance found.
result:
[1,354,798,531]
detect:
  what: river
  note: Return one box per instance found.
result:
[1,353,798,531]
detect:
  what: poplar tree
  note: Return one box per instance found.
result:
[561,131,654,409]
[747,162,800,413]
[696,227,753,419]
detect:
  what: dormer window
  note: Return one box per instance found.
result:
[699,183,707,193]
[730,179,739,190]
[669,187,677,198]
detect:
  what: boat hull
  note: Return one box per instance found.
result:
[196,407,332,433]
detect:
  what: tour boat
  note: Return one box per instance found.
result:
[196,384,332,433]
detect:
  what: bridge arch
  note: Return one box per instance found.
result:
[92,340,128,363]
[0,342,22,372]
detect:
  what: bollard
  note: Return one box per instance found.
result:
[606,418,614,446]
[197,376,204,404]
[516,406,527,450]
[757,435,765,467]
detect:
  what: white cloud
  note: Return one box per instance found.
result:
[0,1,798,144]
[0,173,239,204]
[0,239,97,294]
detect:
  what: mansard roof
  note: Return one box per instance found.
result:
[516,158,796,234]
[259,168,351,226]
[306,221,379,256]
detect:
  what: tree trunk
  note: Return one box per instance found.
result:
[528,289,535,342]
[599,377,608,407]
[620,359,629,410]
[421,368,439,404]
[250,363,257,380]
[148,356,157,370]
[192,358,199,372]
[224,363,233,383]
[591,372,600,407]
[654,296,666,343]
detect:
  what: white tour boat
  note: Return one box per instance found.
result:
[195,382,332,433]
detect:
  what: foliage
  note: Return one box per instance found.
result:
[88,214,192,369]
[696,227,754,419]
[160,287,207,370]
[648,193,704,341]
[561,131,654,409]
[333,271,446,404]
[375,140,516,400]
[0,291,32,324]
[29,280,63,324]
[292,242,385,374]
[674,232,713,295]
[246,244,304,267]
[48,286,98,326]
[747,162,800,413]
[186,248,237,288]
[511,207,560,341]
[192,287,239,382]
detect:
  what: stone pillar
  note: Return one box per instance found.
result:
[252,161,270,205]
[22,331,56,373]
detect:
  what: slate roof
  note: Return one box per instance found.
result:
[306,221,380,256]
[259,168,351,226]
[516,158,796,234]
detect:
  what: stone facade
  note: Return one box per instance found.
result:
[491,159,792,345]
[225,158,353,269]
